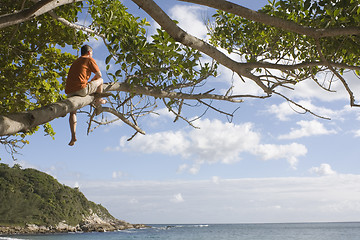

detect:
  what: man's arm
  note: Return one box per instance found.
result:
[91,71,102,81]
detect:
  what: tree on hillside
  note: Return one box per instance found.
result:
[1,0,360,156]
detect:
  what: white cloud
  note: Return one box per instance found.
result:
[278,120,337,140]
[151,108,177,119]
[120,130,191,158]
[169,5,209,39]
[309,164,337,176]
[212,176,220,184]
[280,71,360,103]
[112,171,125,179]
[171,193,185,203]
[353,129,360,138]
[218,64,265,97]
[253,143,307,168]
[177,164,189,174]
[267,100,343,121]
[129,198,139,204]
[116,118,307,172]
[78,174,360,224]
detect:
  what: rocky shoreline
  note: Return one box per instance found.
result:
[0,213,149,235]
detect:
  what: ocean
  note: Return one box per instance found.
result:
[1,222,360,240]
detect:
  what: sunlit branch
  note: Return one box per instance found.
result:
[178,0,360,38]
[104,82,244,103]
[0,0,83,29]
[315,39,360,107]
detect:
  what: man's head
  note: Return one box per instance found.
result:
[81,45,93,56]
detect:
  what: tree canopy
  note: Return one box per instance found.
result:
[2,0,360,156]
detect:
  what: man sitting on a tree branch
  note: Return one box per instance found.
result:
[65,45,106,146]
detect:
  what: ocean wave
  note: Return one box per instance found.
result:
[0,237,28,240]
[194,224,209,227]
[154,224,209,230]
[174,224,209,228]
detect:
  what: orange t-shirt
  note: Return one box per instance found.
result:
[65,56,100,94]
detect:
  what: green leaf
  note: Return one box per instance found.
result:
[105,55,112,64]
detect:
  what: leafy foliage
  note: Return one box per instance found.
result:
[264,0,360,66]
[4,0,360,152]
[0,0,88,137]
[0,0,216,144]
[0,163,113,226]
[88,0,215,88]
[210,0,360,76]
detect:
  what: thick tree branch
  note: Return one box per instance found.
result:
[104,82,244,103]
[178,0,360,38]
[244,61,360,72]
[0,95,94,136]
[0,0,82,29]
[131,0,271,94]
[0,82,244,136]
[48,10,102,37]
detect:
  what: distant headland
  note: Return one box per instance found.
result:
[0,163,148,235]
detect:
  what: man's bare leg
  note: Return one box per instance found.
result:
[68,111,77,146]
[93,78,107,105]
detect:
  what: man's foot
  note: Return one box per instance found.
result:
[68,138,77,146]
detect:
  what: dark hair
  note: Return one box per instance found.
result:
[81,45,92,55]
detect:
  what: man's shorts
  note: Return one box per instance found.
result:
[67,79,102,97]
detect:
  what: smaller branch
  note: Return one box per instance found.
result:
[274,91,331,120]
[100,107,146,135]
[174,99,184,123]
[127,131,139,141]
[197,99,233,117]
[315,39,360,107]
[310,73,336,93]
[48,10,104,37]
[162,99,199,129]
[0,136,27,161]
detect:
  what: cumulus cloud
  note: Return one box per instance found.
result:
[169,5,209,39]
[278,120,337,140]
[116,118,307,172]
[253,143,307,168]
[309,164,337,176]
[171,193,185,203]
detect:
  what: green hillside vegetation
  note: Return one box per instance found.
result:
[0,163,114,227]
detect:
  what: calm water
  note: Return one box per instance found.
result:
[1,222,360,240]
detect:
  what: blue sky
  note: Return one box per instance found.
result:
[3,0,360,224]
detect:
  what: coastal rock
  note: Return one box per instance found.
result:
[0,217,149,235]
[56,221,79,232]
